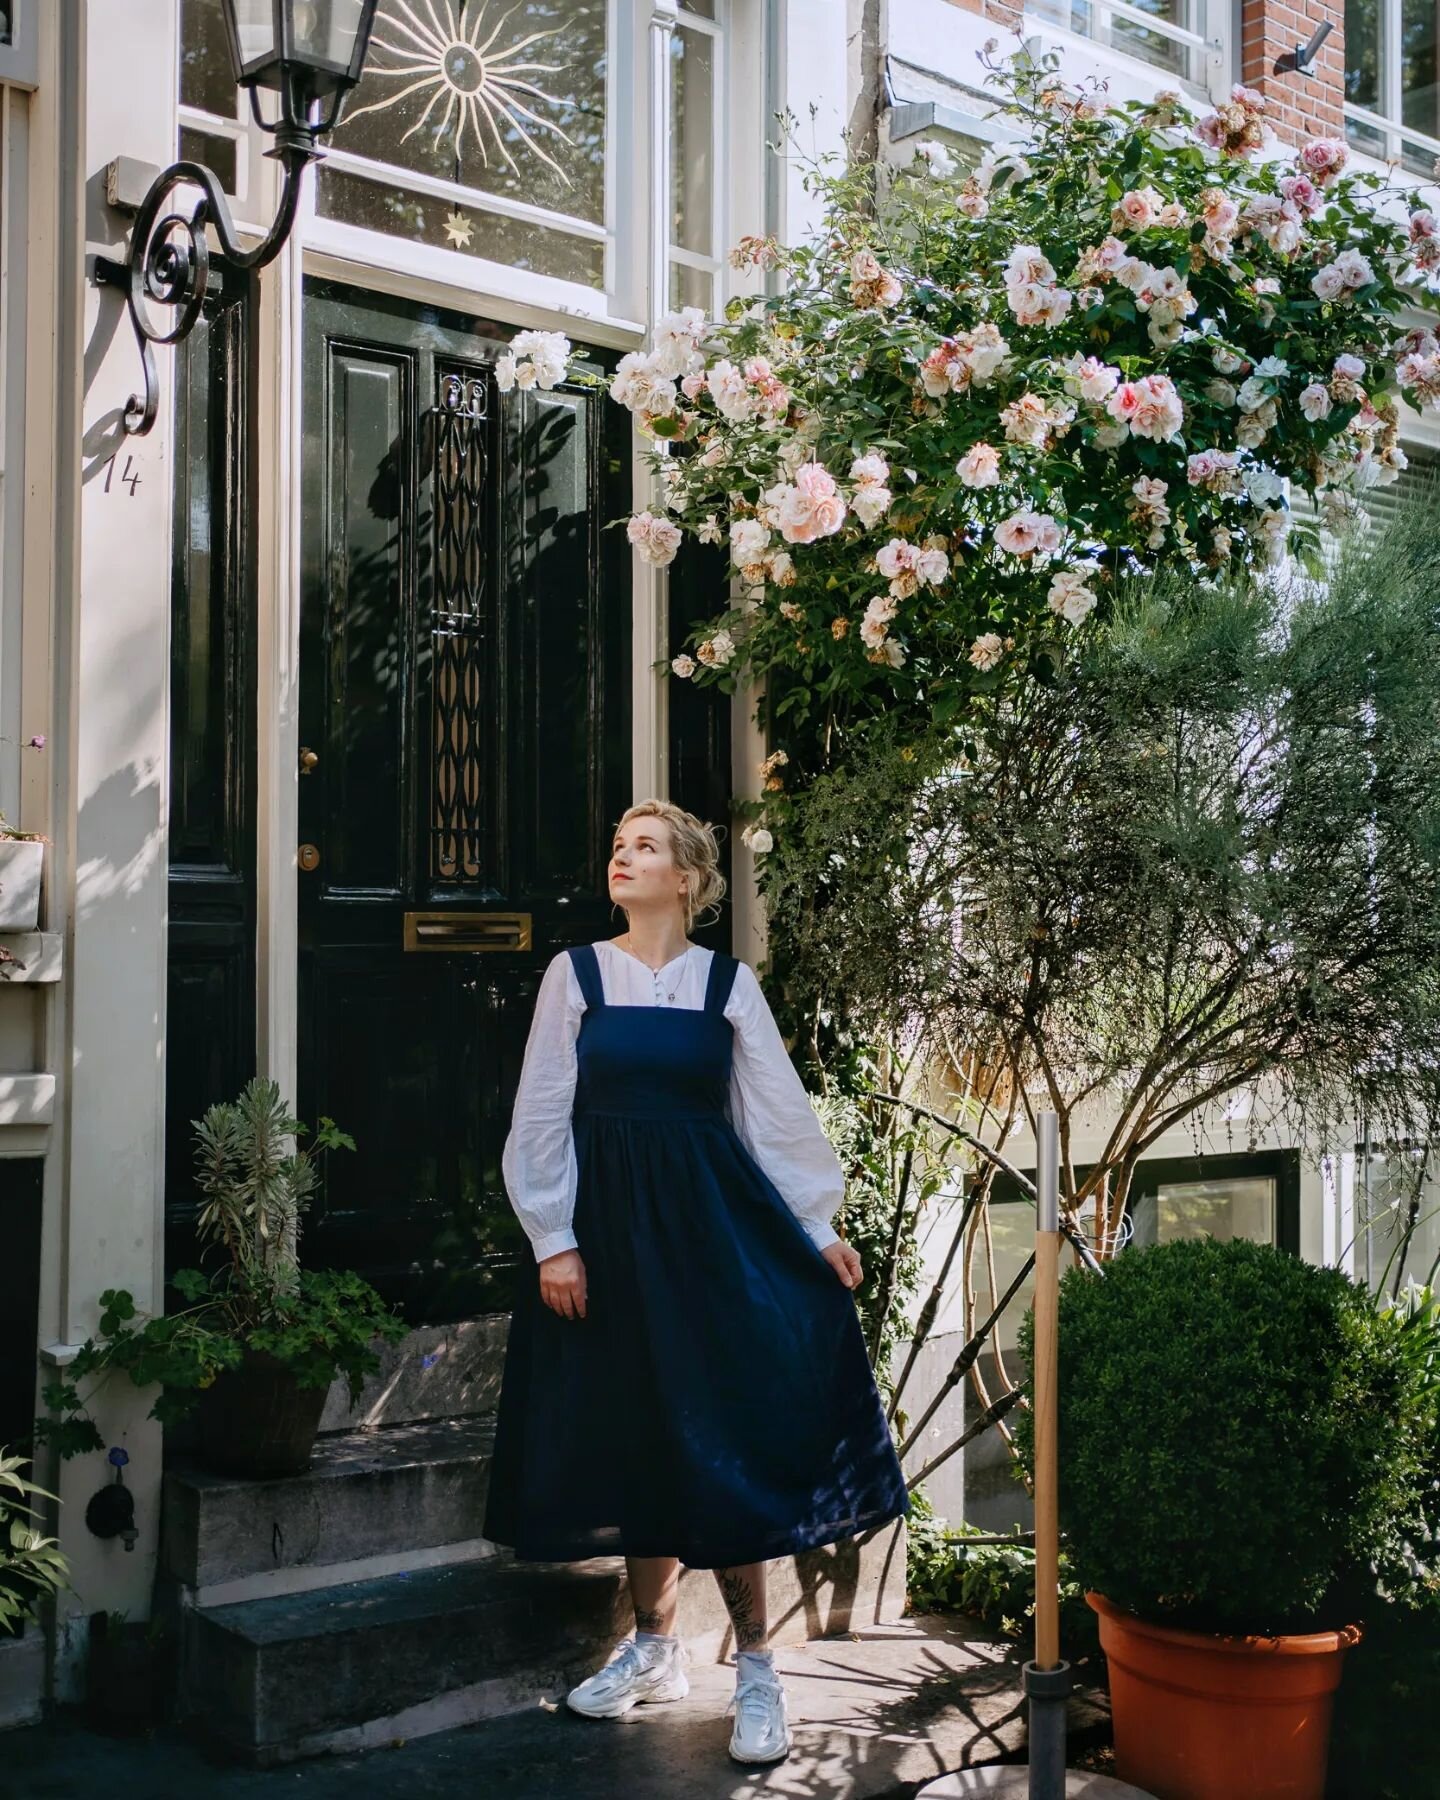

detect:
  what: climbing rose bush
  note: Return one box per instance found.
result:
[610,50,1440,732]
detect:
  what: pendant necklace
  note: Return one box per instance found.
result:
[620,934,690,1002]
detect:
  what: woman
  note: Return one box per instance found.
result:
[483,799,909,1766]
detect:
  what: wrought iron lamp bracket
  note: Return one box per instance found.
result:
[95,133,323,437]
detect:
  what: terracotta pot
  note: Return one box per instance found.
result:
[1088,1591,1361,1800]
[192,1347,328,1478]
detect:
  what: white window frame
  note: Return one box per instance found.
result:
[177,0,655,336]
[1344,0,1440,174]
[1022,0,1229,104]
[666,0,728,320]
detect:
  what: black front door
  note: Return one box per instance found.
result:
[298,282,630,1322]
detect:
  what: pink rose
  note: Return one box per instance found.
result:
[794,462,838,503]
[957,442,1001,487]
[1106,382,1143,422]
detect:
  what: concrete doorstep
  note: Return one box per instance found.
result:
[0,1616,1108,1800]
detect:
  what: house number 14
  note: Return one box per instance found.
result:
[102,454,142,496]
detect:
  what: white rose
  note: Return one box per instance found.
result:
[730,518,772,566]
[1299,382,1332,421]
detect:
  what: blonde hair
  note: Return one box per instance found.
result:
[615,799,727,933]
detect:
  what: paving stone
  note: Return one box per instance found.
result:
[0,1618,1108,1800]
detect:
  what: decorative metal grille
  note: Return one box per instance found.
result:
[430,369,491,883]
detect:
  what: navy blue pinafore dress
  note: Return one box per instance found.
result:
[483,943,909,1570]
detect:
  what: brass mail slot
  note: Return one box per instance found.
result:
[403,910,532,953]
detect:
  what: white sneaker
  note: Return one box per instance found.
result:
[727,1669,792,1764]
[565,1636,689,1719]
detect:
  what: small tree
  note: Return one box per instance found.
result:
[765,497,1440,1466]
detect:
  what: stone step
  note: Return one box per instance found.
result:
[163,1416,496,1593]
[180,1526,908,1765]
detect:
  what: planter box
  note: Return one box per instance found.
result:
[0,840,43,932]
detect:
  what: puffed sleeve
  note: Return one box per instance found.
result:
[501,952,585,1262]
[725,959,844,1250]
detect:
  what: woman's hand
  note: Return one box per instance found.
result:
[539,1249,587,1320]
[821,1241,864,1290]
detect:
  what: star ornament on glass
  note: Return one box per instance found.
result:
[443,210,474,249]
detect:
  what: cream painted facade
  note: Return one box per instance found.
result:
[0,0,848,1720]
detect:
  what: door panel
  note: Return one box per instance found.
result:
[166,275,258,1279]
[299,282,630,1322]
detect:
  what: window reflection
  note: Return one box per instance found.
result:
[1130,1177,1276,1249]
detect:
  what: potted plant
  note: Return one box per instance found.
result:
[0,813,47,933]
[1015,1237,1439,1800]
[0,1450,69,1637]
[36,1079,407,1479]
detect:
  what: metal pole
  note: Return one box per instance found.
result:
[1027,1110,1071,1800]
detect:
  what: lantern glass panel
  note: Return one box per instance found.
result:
[226,0,279,70]
[288,0,370,70]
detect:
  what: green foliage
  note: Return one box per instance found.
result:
[245,1268,408,1403]
[760,502,1440,1208]
[817,1088,933,1387]
[34,1081,405,1458]
[1329,1583,1440,1800]
[0,1451,68,1633]
[1015,1238,1440,1635]
[1327,1283,1440,1795]
[905,1490,1100,1660]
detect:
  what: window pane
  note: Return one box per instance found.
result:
[1346,0,1382,108]
[679,0,716,16]
[1347,114,1389,157]
[316,165,605,287]
[671,25,714,256]
[1402,0,1440,140]
[180,127,239,195]
[1358,1148,1440,1292]
[669,261,713,316]
[982,1201,1036,1358]
[1028,0,1196,81]
[180,0,240,118]
[0,3,12,48]
[328,0,607,231]
[1109,0,1194,80]
[1130,1177,1276,1249]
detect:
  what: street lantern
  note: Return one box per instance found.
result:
[96,0,381,435]
[223,0,382,111]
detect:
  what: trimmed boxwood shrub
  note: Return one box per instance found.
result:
[1015,1237,1435,1637]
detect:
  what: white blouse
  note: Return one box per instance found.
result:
[501,941,845,1262]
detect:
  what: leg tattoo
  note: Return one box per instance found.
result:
[715,1566,768,1650]
[633,1605,666,1633]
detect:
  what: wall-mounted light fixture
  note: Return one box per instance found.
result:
[1274,18,1334,76]
[96,0,380,435]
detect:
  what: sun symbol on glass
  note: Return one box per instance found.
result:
[342,0,575,185]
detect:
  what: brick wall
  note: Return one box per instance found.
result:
[944,0,1024,29]
[1240,0,1346,145]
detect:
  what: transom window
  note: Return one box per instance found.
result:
[176,0,734,316]
[318,0,610,288]
[1345,0,1440,175]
